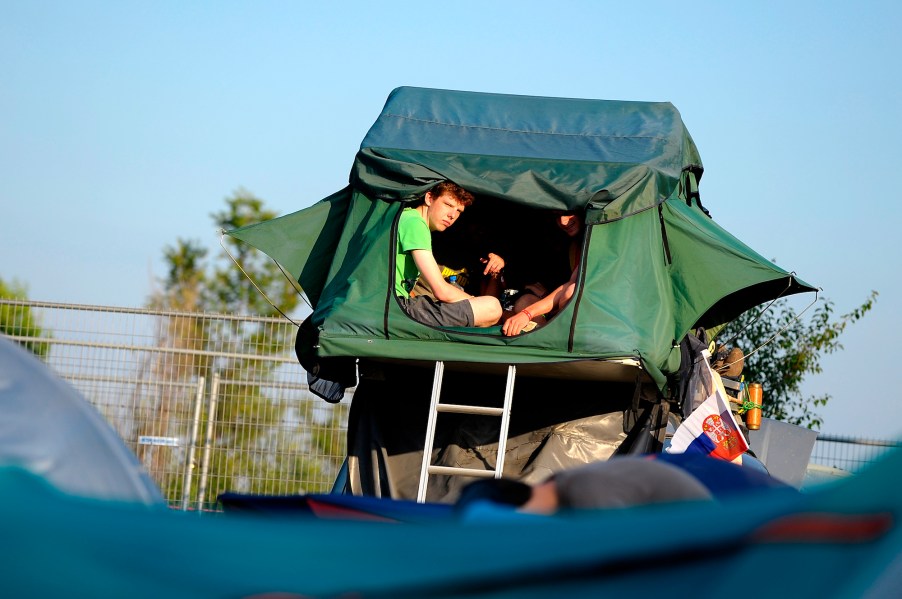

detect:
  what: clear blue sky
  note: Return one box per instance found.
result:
[3,1,900,439]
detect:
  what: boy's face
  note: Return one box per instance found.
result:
[423,192,466,232]
[556,212,581,237]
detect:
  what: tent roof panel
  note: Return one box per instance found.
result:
[361,87,702,178]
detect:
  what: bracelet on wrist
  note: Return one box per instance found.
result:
[522,309,533,321]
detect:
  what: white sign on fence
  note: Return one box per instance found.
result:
[138,435,180,447]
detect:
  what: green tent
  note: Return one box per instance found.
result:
[228,87,815,388]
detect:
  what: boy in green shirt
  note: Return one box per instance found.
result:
[396,181,502,328]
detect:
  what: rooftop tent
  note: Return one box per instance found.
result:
[228,87,815,387]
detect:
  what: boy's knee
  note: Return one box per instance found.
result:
[488,297,502,322]
[473,296,502,326]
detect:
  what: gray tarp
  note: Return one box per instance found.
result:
[0,335,164,506]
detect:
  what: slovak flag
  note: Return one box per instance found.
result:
[667,350,749,461]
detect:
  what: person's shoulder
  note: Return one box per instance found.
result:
[399,207,427,230]
[400,207,423,223]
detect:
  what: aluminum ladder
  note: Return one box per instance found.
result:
[416,361,516,503]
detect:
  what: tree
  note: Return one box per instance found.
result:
[202,190,310,498]
[0,277,50,357]
[209,189,301,318]
[718,291,877,429]
[138,241,212,491]
[150,188,301,318]
[158,239,210,312]
[144,189,334,505]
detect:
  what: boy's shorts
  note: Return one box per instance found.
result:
[398,295,475,328]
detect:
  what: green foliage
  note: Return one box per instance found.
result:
[719,291,877,429]
[210,190,301,317]
[0,277,50,357]
[147,189,339,506]
[160,239,209,311]
[150,189,301,318]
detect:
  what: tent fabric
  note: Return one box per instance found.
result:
[354,86,703,218]
[344,363,642,502]
[1,448,901,597]
[226,87,816,386]
[224,187,351,308]
[0,335,165,506]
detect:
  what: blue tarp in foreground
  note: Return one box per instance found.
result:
[1,447,900,598]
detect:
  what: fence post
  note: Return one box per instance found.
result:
[0,299,352,505]
[180,375,205,511]
[196,371,220,512]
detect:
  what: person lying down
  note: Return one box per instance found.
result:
[456,454,792,514]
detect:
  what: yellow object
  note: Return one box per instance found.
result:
[440,266,469,287]
[440,266,467,277]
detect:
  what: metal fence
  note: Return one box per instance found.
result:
[3,299,900,510]
[809,434,901,473]
[0,298,349,511]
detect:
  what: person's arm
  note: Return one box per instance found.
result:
[480,252,506,297]
[480,252,505,277]
[502,290,557,336]
[551,279,578,312]
[502,267,578,336]
[411,249,472,303]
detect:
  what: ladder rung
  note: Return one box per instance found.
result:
[436,404,504,416]
[427,465,498,478]
[417,363,517,502]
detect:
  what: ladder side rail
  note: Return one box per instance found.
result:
[417,361,445,503]
[493,365,517,478]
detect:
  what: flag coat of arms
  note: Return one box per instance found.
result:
[667,349,749,461]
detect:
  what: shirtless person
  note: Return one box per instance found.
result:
[396,182,503,328]
[502,211,583,336]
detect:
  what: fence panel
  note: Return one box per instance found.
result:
[5,299,902,508]
[0,299,349,510]
[810,435,901,474]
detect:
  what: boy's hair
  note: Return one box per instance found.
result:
[428,181,475,207]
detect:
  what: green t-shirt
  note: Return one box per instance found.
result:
[396,208,432,297]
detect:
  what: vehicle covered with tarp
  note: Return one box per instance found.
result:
[3,448,902,597]
[226,87,816,501]
[3,329,900,598]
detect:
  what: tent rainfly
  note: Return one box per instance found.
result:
[227,87,815,390]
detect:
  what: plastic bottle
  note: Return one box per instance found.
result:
[448,275,464,290]
[746,383,763,430]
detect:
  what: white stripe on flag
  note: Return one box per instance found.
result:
[667,349,749,461]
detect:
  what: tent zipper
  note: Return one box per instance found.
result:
[658,204,673,266]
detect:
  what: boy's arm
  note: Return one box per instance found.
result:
[411,249,472,303]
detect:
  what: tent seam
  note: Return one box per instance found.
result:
[377,114,671,142]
